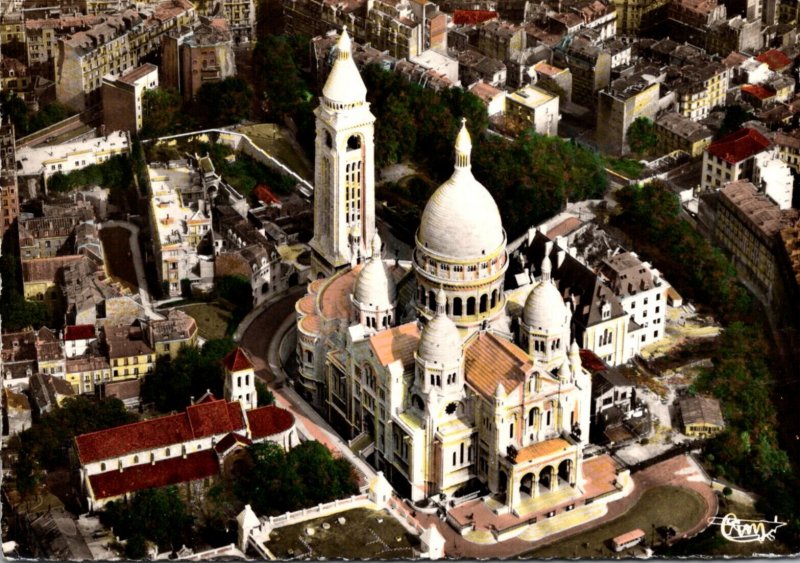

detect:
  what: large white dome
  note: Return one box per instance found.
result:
[417,290,462,365]
[523,280,570,332]
[417,122,504,259]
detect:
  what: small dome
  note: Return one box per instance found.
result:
[418,290,462,365]
[322,27,368,106]
[418,121,504,259]
[354,251,396,307]
[523,280,569,331]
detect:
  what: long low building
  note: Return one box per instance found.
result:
[73,394,298,510]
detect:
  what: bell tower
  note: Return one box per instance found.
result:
[310,27,376,278]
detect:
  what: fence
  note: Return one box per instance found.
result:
[625,440,708,473]
[263,493,371,529]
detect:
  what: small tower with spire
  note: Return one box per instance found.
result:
[223,347,258,410]
[309,26,377,278]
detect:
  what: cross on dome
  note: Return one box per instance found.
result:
[371,233,382,258]
[336,25,352,60]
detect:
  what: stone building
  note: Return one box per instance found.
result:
[596,69,661,155]
[101,63,158,133]
[654,112,713,157]
[552,36,611,109]
[700,127,772,191]
[73,394,298,510]
[55,0,195,111]
[161,18,236,102]
[0,123,19,237]
[291,30,631,535]
[505,84,560,136]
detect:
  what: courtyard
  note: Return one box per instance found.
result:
[523,485,706,558]
[263,508,419,559]
[98,226,138,292]
[176,302,234,340]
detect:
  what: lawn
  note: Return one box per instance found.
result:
[99,227,138,291]
[265,508,419,559]
[605,157,645,180]
[176,303,233,340]
[525,486,706,558]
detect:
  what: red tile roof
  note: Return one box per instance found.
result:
[741,83,775,100]
[579,348,607,374]
[453,9,498,24]
[64,324,96,341]
[89,450,219,500]
[187,399,241,438]
[223,347,254,372]
[246,406,295,439]
[253,185,281,207]
[756,49,792,71]
[75,398,246,464]
[706,127,771,164]
[214,432,252,454]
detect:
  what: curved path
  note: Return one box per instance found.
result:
[238,294,718,558]
[98,220,158,318]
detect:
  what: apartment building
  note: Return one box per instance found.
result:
[700,127,772,191]
[148,164,213,297]
[654,112,713,157]
[505,85,560,136]
[0,124,19,237]
[552,36,611,109]
[101,63,158,133]
[596,70,661,155]
[55,0,195,111]
[599,252,670,357]
[704,180,799,302]
[161,18,236,102]
[283,0,447,61]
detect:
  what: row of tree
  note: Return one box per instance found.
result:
[612,181,799,550]
[141,78,255,139]
[235,441,359,515]
[0,239,48,332]
[0,91,76,138]
[613,181,752,321]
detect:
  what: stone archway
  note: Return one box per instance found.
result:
[558,459,573,486]
[538,465,554,492]
[520,472,535,498]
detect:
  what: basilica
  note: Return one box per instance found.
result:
[294,28,629,527]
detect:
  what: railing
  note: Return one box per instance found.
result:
[263,493,370,528]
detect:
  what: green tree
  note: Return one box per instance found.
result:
[256,380,275,406]
[627,117,658,156]
[15,397,137,473]
[142,338,236,412]
[141,88,184,139]
[101,487,193,553]
[194,77,255,127]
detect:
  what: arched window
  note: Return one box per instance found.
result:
[467,297,476,316]
[347,135,362,150]
[325,131,333,148]
[133,455,139,464]
[428,290,436,312]
[479,294,488,313]
[100,462,106,471]
[453,297,462,316]
[491,290,497,308]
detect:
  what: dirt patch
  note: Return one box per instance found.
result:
[265,507,418,559]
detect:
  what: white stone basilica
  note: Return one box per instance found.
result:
[295,28,629,534]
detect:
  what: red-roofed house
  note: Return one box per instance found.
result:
[452,10,498,25]
[741,84,776,107]
[63,324,97,358]
[756,49,792,72]
[74,396,297,509]
[701,127,772,191]
[252,185,282,208]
